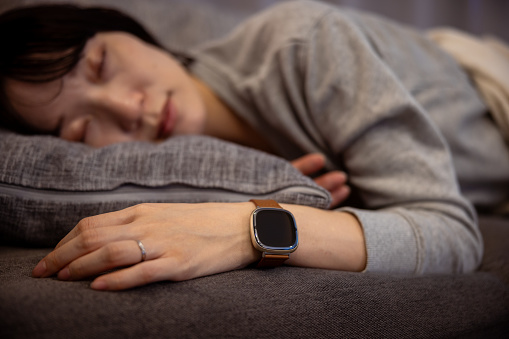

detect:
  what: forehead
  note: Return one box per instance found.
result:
[4,77,63,132]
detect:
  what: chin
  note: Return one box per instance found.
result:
[177,115,207,136]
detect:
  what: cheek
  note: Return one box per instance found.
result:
[84,121,131,147]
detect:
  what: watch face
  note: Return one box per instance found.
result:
[252,208,297,250]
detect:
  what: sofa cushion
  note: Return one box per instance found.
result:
[0,130,330,246]
[1,221,508,339]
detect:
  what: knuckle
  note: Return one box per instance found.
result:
[79,228,101,250]
[138,265,158,285]
[68,262,84,278]
[133,203,158,214]
[174,271,193,282]
[133,203,149,211]
[102,243,125,264]
[171,255,194,282]
[44,251,60,269]
[75,217,95,234]
[130,204,147,217]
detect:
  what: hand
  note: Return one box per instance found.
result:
[291,153,350,208]
[32,202,258,290]
[31,202,367,290]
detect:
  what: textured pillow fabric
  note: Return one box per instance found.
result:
[0,130,331,246]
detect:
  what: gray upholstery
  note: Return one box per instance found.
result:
[0,132,330,246]
[1,216,508,338]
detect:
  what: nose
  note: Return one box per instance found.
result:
[90,86,144,131]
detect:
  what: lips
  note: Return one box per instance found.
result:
[157,97,177,139]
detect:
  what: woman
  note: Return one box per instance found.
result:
[1,1,504,290]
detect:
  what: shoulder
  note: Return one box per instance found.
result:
[234,1,342,43]
[191,1,346,72]
[257,0,333,21]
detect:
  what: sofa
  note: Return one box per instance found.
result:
[1,0,508,338]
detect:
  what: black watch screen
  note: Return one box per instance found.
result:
[253,208,297,249]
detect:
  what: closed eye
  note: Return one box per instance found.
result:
[96,48,107,79]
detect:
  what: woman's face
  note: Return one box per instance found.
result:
[5,32,207,147]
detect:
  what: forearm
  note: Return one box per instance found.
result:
[32,201,367,291]
[234,202,367,272]
[282,204,366,272]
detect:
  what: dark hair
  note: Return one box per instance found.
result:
[0,4,192,134]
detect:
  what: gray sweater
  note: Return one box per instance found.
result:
[190,1,508,273]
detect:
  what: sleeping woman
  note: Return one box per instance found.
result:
[0,1,507,290]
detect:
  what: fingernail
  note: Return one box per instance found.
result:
[32,260,47,278]
[58,267,71,280]
[91,279,108,290]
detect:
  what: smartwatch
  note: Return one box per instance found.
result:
[249,199,298,268]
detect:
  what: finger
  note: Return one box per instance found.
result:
[329,185,351,208]
[314,171,348,191]
[291,153,326,175]
[314,171,350,208]
[90,257,181,291]
[55,205,138,249]
[57,240,147,281]
[33,224,129,278]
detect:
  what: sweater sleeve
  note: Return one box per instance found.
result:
[190,1,482,274]
[301,8,481,274]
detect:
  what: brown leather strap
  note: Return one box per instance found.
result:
[250,199,282,209]
[256,253,290,268]
[250,199,290,268]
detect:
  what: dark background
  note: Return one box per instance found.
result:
[2,0,508,43]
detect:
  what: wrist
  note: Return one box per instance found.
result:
[235,202,263,266]
[281,204,367,272]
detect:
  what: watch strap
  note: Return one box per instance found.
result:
[250,199,291,268]
[250,199,282,209]
[256,253,290,268]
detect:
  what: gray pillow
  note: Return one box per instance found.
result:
[0,130,331,246]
